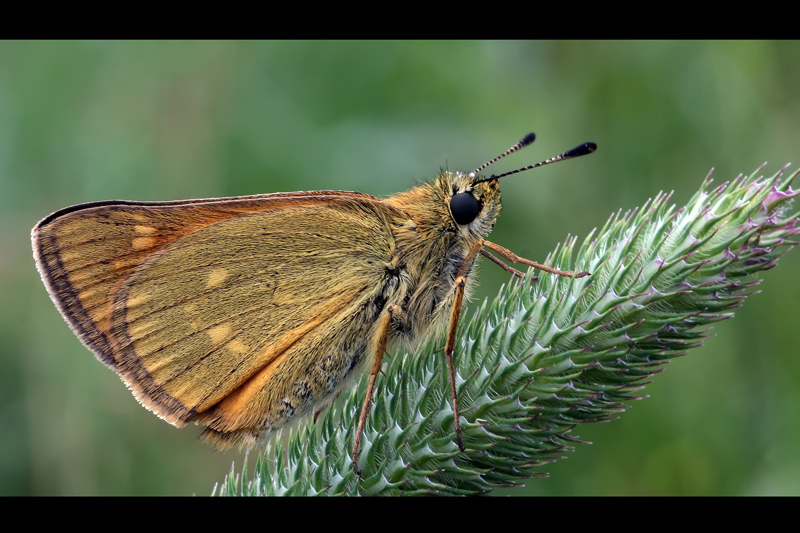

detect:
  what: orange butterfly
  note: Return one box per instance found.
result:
[32,133,594,473]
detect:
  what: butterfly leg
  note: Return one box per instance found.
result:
[439,238,495,453]
[483,239,590,278]
[444,275,467,452]
[479,249,527,279]
[440,235,591,455]
[352,303,398,476]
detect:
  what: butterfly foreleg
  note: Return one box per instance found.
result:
[479,248,527,279]
[483,239,590,278]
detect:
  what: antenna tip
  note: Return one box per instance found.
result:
[565,142,597,158]
[521,132,536,146]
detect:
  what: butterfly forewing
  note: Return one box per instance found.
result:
[34,193,408,441]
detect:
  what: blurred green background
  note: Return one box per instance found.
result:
[1,40,798,496]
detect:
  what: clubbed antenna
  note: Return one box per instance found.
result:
[473,141,597,185]
[471,132,537,175]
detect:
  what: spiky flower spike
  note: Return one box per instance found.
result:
[215,165,800,496]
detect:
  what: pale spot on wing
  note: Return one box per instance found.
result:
[62,249,81,262]
[78,288,96,301]
[226,339,248,353]
[207,324,231,344]
[132,237,157,250]
[134,225,157,235]
[145,354,172,373]
[127,293,152,308]
[206,268,229,288]
[166,381,193,399]
[128,319,157,339]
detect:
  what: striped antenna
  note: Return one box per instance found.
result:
[473,141,597,185]
[471,132,536,175]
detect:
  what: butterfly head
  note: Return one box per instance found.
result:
[443,171,502,239]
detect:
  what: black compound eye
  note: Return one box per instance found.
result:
[450,192,481,225]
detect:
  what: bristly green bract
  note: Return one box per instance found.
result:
[214,164,799,496]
